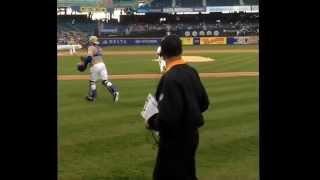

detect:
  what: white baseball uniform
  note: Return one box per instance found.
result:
[156,46,166,73]
[87,45,108,81]
[85,44,119,102]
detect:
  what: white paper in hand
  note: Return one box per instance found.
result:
[141,94,159,122]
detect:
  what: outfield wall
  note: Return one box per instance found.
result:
[98,36,259,46]
[227,36,259,45]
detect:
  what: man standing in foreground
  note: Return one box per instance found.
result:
[141,35,210,180]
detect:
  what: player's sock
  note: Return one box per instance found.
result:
[102,80,118,95]
[102,80,119,102]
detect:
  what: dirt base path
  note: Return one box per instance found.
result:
[58,72,258,81]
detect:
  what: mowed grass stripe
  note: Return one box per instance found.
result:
[198,136,257,174]
[60,91,257,147]
[207,82,257,96]
[59,111,146,142]
[202,109,257,131]
[59,145,155,180]
[206,80,258,96]
[200,122,258,154]
[58,50,258,75]
[198,135,258,169]
[59,77,258,179]
[195,52,257,67]
[61,122,257,179]
[60,102,257,146]
[214,55,258,72]
[58,78,258,97]
[202,76,257,87]
[188,53,250,72]
[60,106,257,148]
[58,80,157,105]
[60,130,150,156]
[60,124,258,179]
[61,99,254,151]
[213,93,257,108]
[59,78,257,135]
[59,90,257,118]
[59,134,158,178]
[59,78,257,123]
[200,53,257,73]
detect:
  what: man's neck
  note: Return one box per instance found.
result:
[166,56,182,63]
[165,56,186,72]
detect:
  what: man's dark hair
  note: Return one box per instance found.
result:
[160,34,182,59]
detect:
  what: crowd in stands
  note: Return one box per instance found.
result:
[98,22,258,38]
[98,12,259,37]
[57,31,89,45]
[149,0,258,8]
[57,12,259,44]
[57,15,99,45]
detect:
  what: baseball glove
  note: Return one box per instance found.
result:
[77,56,87,72]
[77,63,86,72]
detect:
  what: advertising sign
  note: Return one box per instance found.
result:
[200,37,227,45]
[227,36,259,45]
[180,37,194,45]
[99,38,161,46]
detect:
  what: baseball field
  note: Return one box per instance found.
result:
[58,44,259,180]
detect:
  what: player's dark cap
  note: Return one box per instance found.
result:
[160,34,182,59]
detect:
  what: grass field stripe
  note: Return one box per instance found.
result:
[59,45,259,179]
[200,122,258,146]
[61,105,258,146]
[60,102,257,141]
[213,55,257,68]
[207,102,257,115]
[57,72,259,80]
[198,135,258,163]
[207,82,257,95]
[205,78,258,90]
[202,76,258,86]
[202,112,257,132]
[58,54,258,75]
[203,55,257,71]
[59,77,256,89]
[58,49,259,57]
[209,93,257,107]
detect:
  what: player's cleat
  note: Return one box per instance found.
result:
[85,96,96,102]
[113,92,119,102]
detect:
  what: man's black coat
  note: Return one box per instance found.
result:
[148,64,210,180]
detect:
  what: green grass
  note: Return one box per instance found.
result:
[103,44,258,51]
[58,45,259,180]
[58,77,258,180]
[58,52,258,75]
[65,44,258,52]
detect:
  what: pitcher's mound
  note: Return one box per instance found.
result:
[182,56,215,63]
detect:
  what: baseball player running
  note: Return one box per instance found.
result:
[77,36,119,102]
